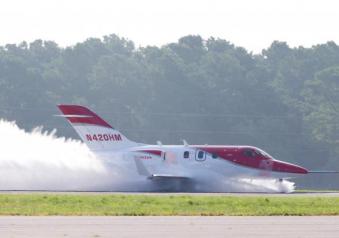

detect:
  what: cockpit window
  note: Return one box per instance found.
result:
[256,148,273,159]
[243,149,256,158]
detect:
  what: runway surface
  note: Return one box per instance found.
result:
[1,216,339,238]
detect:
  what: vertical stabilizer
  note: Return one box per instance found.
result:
[58,105,137,151]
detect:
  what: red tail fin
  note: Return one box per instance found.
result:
[57,105,137,151]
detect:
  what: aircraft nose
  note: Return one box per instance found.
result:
[272,160,308,174]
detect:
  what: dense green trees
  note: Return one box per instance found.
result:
[303,67,339,148]
[1,34,339,187]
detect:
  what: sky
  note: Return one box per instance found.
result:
[0,0,338,53]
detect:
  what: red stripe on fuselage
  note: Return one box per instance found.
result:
[272,160,308,174]
[135,150,163,157]
[195,146,307,174]
[196,146,261,168]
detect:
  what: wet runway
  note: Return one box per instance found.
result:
[0,216,339,238]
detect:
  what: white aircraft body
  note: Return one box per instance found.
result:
[57,105,324,192]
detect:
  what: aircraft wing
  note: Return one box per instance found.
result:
[148,174,191,180]
[134,158,191,180]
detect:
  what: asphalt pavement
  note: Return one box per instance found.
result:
[0,216,338,238]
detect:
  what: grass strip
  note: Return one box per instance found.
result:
[0,194,339,216]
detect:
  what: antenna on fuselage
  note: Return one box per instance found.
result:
[182,139,189,147]
[157,141,162,146]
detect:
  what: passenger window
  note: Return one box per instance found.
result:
[212,153,218,159]
[184,151,189,158]
[198,151,204,159]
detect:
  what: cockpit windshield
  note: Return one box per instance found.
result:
[255,148,274,159]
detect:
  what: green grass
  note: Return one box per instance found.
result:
[0,194,339,216]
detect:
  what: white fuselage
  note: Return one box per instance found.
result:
[97,145,302,181]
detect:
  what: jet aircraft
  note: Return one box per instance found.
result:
[57,105,335,192]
